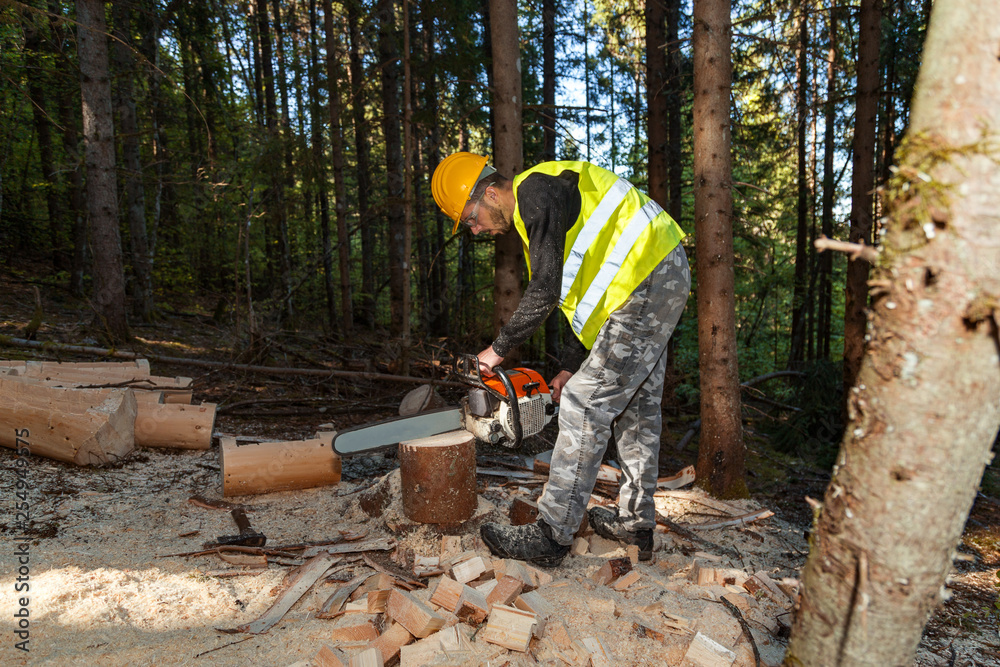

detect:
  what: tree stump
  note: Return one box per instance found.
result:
[399,430,476,524]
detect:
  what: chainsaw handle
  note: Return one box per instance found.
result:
[492,366,523,449]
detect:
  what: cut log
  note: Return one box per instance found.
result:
[430,576,465,613]
[237,553,336,634]
[18,364,193,402]
[612,570,641,591]
[314,644,348,667]
[451,556,490,584]
[220,435,341,497]
[513,590,553,637]
[328,621,380,642]
[398,430,476,524]
[0,377,136,465]
[134,402,217,449]
[348,647,383,667]
[689,560,718,587]
[592,558,633,586]
[478,604,537,652]
[367,621,413,664]
[385,589,445,638]
[398,384,447,416]
[0,359,151,374]
[455,585,490,624]
[683,631,737,667]
[486,575,524,608]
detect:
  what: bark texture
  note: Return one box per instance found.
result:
[76,0,130,342]
[692,0,744,497]
[787,2,1000,663]
[843,0,882,394]
[488,0,525,344]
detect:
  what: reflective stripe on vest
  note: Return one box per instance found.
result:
[512,161,685,348]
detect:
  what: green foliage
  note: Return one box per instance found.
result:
[764,359,844,467]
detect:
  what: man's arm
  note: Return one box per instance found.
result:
[490,173,578,358]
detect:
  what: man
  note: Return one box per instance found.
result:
[431,152,690,567]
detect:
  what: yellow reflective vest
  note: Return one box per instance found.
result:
[512,161,685,348]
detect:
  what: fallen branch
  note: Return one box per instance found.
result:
[674,419,700,452]
[316,572,377,619]
[718,596,761,667]
[362,552,425,590]
[814,234,879,263]
[0,336,465,387]
[235,553,338,634]
[655,512,739,559]
[683,509,775,531]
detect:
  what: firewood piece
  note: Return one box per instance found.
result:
[612,570,641,591]
[0,377,136,465]
[430,576,465,613]
[455,585,490,624]
[493,559,535,591]
[474,579,498,597]
[513,591,552,637]
[134,401,217,449]
[509,497,540,525]
[399,430,477,524]
[348,647,384,667]
[314,644,348,667]
[352,573,396,601]
[367,590,392,614]
[451,556,490,584]
[367,622,413,664]
[689,560,718,587]
[237,553,336,634]
[221,436,342,497]
[547,620,575,652]
[592,557,633,586]
[439,536,462,562]
[683,631,737,667]
[328,621,380,642]
[626,545,640,564]
[486,575,524,608]
[523,563,553,588]
[386,589,445,638]
[398,626,473,667]
[632,622,665,641]
[572,537,589,556]
[412,555,440,577]
[748,571,793,607]
[582,636,614,667]
[478,604,537,652]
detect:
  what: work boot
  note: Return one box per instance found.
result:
[588,506,654,561]
[480,519,570,568]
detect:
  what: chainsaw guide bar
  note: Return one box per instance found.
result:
[331,407,463,455]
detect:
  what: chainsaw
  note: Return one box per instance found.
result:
[330,354,557,456]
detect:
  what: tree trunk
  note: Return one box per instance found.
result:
[348,0,376,329]
[76,0,130,342]
[378,0,409,344]
[666,0,683,225]
[488,0,525,347]
[788,0,809,367]
[692,0,744,498]
[786,2,1000,663]
[843,0,882,396]
[422,7,449,338]
[112,0,155,322]
[646,0,668,211]
[309,0,338,331]
[323,0,354,335]
[818,2,837,360]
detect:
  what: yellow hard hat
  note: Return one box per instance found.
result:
[432,152,496,233]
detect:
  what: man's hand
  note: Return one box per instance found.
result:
[549,370,573,403]
[477,346,504,377]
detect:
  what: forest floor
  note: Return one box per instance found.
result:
[0,271,998,666]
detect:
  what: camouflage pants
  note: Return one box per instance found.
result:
[537,244,691,545]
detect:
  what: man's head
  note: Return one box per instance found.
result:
[432,152,512,235]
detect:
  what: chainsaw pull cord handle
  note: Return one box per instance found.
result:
[492,366,523,449]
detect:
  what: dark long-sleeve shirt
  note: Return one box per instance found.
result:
[490,169,588,373]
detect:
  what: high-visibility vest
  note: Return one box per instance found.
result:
[512,161,685,348]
